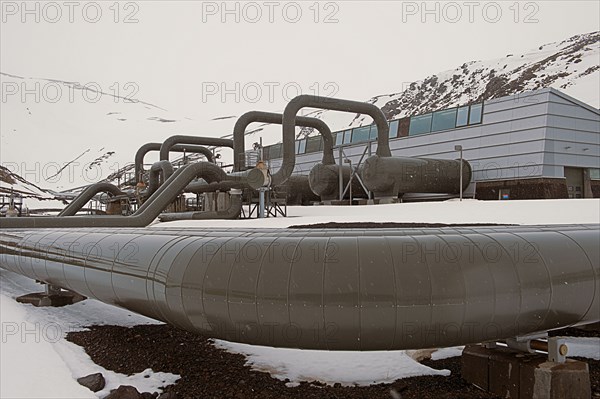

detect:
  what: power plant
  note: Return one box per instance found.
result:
[1,93,598,399]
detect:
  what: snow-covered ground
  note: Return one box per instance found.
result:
[1,198,599,396]
[152,198,600,229]
[212,340,450,387]
[0,271,179,399]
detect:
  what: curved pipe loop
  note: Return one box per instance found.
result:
[135,143,215,183]
[232,111,334,172]
[58,183,125,216]
[147,160,175,196]
[277,95,390,187]
[159,135,233,162]
[0,162,227,229]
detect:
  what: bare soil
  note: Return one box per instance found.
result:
[67,324,599,399]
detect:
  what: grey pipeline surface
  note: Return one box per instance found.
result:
[0,224,597,350]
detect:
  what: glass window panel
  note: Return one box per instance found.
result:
[590,168,600,180]
[305,136,322,153]
[389,120,399,138]
[456,106,469,127]
[297,139,307,154]
[334,132,343,146]
[352,126,371,143]
[409,113,433,135]
[343,130,352,144]
[370,125,378,140]
[431,108,457,132]
[263,146,271,160]
[469,103,483,124]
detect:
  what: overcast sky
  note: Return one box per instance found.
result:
[2,1,599,121]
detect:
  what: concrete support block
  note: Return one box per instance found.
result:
[16,291,86,307]
[461,345,491,390]
[462,345,591,399]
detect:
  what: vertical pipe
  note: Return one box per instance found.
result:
[338,147,343,201]
[258,188,266,218]
[460,149,463,201]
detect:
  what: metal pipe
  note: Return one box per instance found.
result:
[135,143,215,183]
[0,224,597,350]
[232,111,334,172]
[158,191,242,222]
[309,163,367,201]
[159,136,233,162]
[0,162,227,229]
[147,160,175,196]
[277,95,390,187]
[156,135,268,192]
[58,183,124,216]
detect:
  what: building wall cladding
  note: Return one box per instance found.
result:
[542,92,600,180]
[591,181,600,198]
[475,178,570,200]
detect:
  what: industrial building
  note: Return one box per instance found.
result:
[262,88,600,200]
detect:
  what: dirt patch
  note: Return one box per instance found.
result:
[67,324,500,399]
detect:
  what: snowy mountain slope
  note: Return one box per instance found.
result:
[202,31,600,143]
[1,31,598,206]
[0,72,218,195]
[320,30,600,128]
[0,164,56,199]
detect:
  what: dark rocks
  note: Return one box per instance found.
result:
[104,385,142,399]
[77,373,105,392]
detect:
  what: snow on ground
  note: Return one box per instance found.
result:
[153,198,600,229]
[0,271,179,399]
[212,340,450,387]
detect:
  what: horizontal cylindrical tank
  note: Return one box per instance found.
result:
[309,163,368,201]
[277,175,320,205]
[362,156,472,198]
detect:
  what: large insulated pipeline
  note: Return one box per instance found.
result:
[277,95,389,197]
[158,191,243,222]
[58,183,125,216]
[232,111,335,172]
[0,224,597,350]
[135,143,215,184]
[0,162,229,229]
[362,157,473,198]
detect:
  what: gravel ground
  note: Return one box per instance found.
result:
[67,324,501,399]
